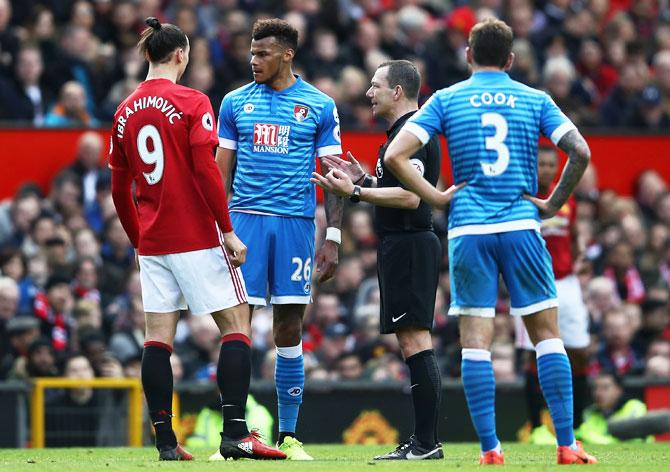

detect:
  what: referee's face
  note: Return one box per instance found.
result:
[366,66,394,120]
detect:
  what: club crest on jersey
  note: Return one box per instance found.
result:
[294,105,309,122]
[243,103,254,113]
[253,123,290,154]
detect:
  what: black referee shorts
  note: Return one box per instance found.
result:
[377,231,441,334]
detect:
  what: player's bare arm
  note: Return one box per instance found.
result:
[315,156,343,283]
[215,147,237,194]
[525,130,591,219]
[384,130,465,208]
[312,168,419,209]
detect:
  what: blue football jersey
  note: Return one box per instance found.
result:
[218,76,342,218]
[403,71,576,238]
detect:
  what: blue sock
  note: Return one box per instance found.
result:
[462,349,499,452]
[275,344,304,435]
[536,338,575,447]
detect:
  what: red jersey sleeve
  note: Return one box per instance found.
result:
[108,132,128,171]
[189,94,218,148]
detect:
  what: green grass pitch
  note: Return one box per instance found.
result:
[2,443,670,471]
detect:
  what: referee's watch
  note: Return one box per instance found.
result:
[349,185,362,203]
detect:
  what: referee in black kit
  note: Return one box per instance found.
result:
[312,60,461,461]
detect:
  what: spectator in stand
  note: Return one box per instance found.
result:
[1,192,41,249]
[0,276,19,358]
[600,62,647,127]
[72,257,101,304]
[644,338,670,377]
[7,336,59,380]
[603,240,646,304]
[633,299,670,356]
[542,56,597,126]
[627,85,670,129]
[99,216,134,297]
[34,273,74,352]
[591,308,645,376]
[44,81,100,128]
[576,371,651,444]
[44,354,124,447]
[66,132,106,211]
[0,45,51,125]
[109,297,144,364]
[0,316,40,380]
[334,352,364,380]
[0,0,19,77]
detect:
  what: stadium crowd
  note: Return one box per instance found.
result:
[1,0,670,129]
[0,0,669,431]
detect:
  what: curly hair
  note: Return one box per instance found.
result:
[252,18,298,50]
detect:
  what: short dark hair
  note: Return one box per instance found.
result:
[378,60,421,101]
[468,18,514,68]
[137,17,188,64]
[252,18,298,51]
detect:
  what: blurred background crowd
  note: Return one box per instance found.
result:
[1,0,670,129]
[0,0,669,404]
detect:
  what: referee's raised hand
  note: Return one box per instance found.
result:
[311,169,354,198]
[321,152,366,184]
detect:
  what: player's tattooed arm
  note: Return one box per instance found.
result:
[526,129,591,218]
[315,156,343,283]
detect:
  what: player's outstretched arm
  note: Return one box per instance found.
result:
[193,145,247,266]
[315,156,343,283]
[385,130,463,208]
[110,168,140,249]
[525,130,591,219]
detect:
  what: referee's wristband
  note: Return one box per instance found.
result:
[325,227,341,245]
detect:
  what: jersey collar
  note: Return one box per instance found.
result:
[262,74,302,95]
[387,111,416,137]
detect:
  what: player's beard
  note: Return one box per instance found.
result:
[254,63,282,85]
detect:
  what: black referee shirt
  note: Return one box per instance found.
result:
[374,111,441,235]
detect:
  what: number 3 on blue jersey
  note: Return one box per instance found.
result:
[480,112,509,177]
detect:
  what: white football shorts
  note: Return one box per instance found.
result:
[139,246,247,315]
[514,274,590,350]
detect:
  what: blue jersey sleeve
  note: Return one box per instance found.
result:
[540,93,577,145]
[217,94,238,150]
[403,92,445,145]
[315,99,342,157]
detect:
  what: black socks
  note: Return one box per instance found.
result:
[142,341,176,449]
[218,334,252,439]
[406,349,442,447]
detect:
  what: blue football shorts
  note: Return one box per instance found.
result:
[230,212,315,306]
[448,229,557,317]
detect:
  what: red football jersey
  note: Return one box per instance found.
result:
[109,79,220,255]
[538,184,576,280]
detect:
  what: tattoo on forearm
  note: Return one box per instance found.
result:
[324,191,343,228]
[321,159,344,228]
[551,130,591,209]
